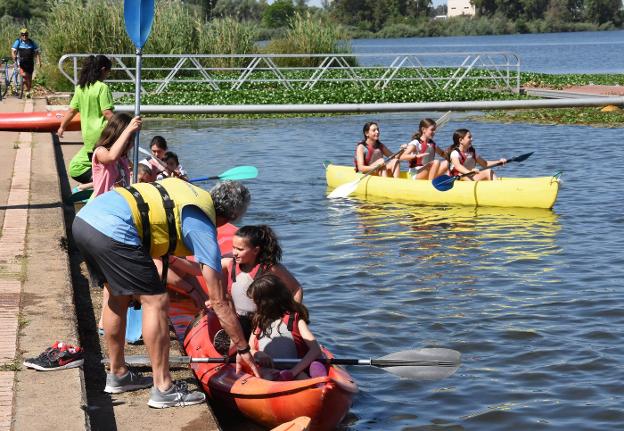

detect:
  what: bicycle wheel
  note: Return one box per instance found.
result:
[1,67,8,98]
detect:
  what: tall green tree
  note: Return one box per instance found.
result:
[262,0,295,27]
[583,0,620,23]
[0,0,48,20]
[213,0,264,20]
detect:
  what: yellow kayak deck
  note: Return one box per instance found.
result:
[326,165,560,209]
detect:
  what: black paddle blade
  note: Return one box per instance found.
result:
[432,175,457,192]
[510,152,534,163]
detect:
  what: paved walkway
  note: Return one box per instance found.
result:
[0,97,223,430]
[0,97,33,430]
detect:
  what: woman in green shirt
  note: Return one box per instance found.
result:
[58,55,114,190]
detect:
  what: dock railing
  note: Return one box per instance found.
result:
[58,52,521,94]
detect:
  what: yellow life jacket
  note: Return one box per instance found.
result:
[116,178,216,257]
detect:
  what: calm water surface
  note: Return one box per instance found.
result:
[352,30,624,73]
[146,113,622,430]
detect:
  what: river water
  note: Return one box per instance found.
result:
[352,30,624,74]
[144,109,623,430]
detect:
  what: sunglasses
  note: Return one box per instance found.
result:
[21,33,28,36]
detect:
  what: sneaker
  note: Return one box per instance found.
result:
[148,380,206,409]
[25,91,31,99]
[104,369,153,394]
[23,342,84,371]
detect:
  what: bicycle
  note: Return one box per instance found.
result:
[2,57,24,99]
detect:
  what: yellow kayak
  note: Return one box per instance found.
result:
[326,164,560,209]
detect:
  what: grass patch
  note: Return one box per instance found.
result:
[0,359,21,372]
[18,313,29,331]
[482,107,624,127]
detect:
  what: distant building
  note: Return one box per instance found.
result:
[447,0,475,17]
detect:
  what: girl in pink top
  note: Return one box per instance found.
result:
[91,113,141,335]
[91,113,141,197]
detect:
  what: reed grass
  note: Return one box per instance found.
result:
[264,12,352,67]
[38,0,261,88]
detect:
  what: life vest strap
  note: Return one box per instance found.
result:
[152,182,177,255]
[125,185,151,253]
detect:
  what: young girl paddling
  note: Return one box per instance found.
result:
[248,274,326,381]
[355,121,401,178]
[402,118,448,180]
[446,129,506,181]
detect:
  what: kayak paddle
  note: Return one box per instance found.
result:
[190,165,258,182]
[138,147,258,181]
[64,166,258,204]
[103,347,461,381]
[328,111,452,199]
[327,147,405,199]
[65,188,93,204]
[124,0,155,183]
[432,151,534,192]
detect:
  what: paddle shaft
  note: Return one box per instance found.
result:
[453,151,534,181]
[105,355,459,368]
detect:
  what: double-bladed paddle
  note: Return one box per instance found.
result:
[102,347,461,381]
[64,165,258,204]
[124,0,155,184]
[432,151,534,192]
[328,111,453,199]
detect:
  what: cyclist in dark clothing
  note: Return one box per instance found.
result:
[11,28,41,98]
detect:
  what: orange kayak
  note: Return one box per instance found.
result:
[0,110,81,132]
[183,310,358,431]
[169,223,357,430]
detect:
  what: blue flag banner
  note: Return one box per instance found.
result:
[124,0,155,49]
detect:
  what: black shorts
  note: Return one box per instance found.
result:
[71,168,92,184]
[20,60,34,75]
[72,217,165,296]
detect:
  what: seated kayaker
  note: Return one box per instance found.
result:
[354,121,400,178]
[156,151,189,181]
[402,118,448,180]
[221,225,303,340]
[446,129,506,181]
[248,274,326,381]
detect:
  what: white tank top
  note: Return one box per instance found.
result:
[230,267,258,315]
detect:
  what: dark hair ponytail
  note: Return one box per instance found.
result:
[78,55,112,88]
[445,128,473,163]
[235,225,282,271]
[248,274,310,339]
[411,118,436,141]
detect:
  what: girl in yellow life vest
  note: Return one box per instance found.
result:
[354,122,401,178]
[446,129,507,181]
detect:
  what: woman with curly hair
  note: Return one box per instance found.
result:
[220,225,303,339]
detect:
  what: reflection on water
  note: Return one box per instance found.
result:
[332,197,561,289]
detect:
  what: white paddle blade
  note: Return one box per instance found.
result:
[379,348,461,380]
[327,179,359,199]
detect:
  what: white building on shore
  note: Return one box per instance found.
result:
[447,0,476,17]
